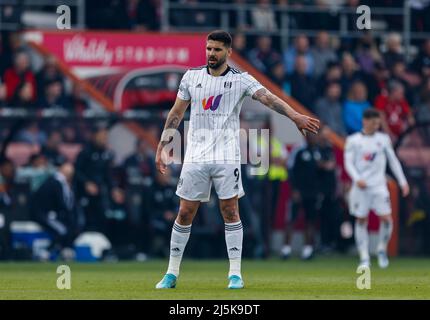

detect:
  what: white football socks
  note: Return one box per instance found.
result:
[225,221,243,278]
[377,220,393,253]
[355,221,369,261]
[166,221,191,277]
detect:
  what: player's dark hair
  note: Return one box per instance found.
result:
[207,30,232,48]
[363,108,380,119]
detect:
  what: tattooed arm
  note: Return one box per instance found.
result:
[156,97,190,173]
[252,88,320,135]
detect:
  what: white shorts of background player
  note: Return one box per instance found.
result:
[348,184,391,218]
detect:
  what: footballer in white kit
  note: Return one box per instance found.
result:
[174,62,262,202]
[344,109,409,269]
[154,30,320,289]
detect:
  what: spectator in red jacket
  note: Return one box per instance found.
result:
[3,50,37,106]
[374,80,415,140]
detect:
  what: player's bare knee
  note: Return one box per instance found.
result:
[176,214,193,225]
[177,206,195,225]
[221,204,239,223]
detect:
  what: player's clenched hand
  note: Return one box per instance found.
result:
[155,146,168,174]
[401,184,410,197]
[357,180,367,189]
[292,114,320,136]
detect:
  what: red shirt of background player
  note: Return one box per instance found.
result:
[374,94,411,137]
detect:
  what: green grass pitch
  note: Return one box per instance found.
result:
[0,256,429,299]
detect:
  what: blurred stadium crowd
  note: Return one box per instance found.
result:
[0,0,430,261]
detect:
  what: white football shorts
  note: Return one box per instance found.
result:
[348,184,391,218]
[176,163,245,202]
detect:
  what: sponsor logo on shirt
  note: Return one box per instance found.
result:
[363,152,377,162]
[202,94,223,111]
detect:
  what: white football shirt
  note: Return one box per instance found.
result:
[344,131,407,188]
[177,65,264,163]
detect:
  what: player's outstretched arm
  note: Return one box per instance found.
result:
[252,88,320,135]
[155,97,190,174]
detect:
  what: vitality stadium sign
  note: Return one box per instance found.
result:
[24,31,207,70]
[23,31,207,111]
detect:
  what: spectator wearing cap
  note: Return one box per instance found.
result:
[375,80,415,140]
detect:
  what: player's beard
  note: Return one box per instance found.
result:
[207,54,227,70]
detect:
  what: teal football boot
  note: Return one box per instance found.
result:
[228,275,244,289]
[155,273,177,289]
